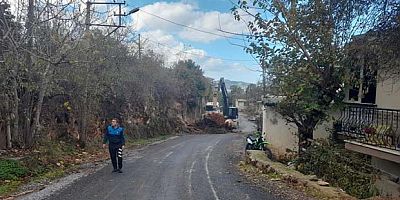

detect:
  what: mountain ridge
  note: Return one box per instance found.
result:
[224,79,251,90]
[207,77,252,90]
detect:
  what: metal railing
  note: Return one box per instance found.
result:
[334,103,400,150]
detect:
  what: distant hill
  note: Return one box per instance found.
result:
[224,79,251,90]
[207,78,251,91]
[207,77,252,91]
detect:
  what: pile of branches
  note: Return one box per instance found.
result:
[196,113,227,134]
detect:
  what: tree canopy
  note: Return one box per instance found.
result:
[232,0,398,152]
[0,1,210,149]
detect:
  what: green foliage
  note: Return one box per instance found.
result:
[37,140,75,158]
[296,141,379,198]
[0,180,22,196]
[39,169,65,180]
[231,0,387,147]
[245,84,262,101]
[229,85,245,105]
[0,159,28,181]
[0,141,79,196]
[1,0,211,148]
[173,60,210,109]
[22,156,48,178]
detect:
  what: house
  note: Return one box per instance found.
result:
[235,99,247,111]
[262,30,400,196]
[333,31,400,196]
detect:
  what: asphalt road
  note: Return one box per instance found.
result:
[41,115,281,200]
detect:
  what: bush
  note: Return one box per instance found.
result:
[295,141,379,199]
[0,159,29,181]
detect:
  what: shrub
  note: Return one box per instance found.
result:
[295,141,379,198]
[0,159,29,181]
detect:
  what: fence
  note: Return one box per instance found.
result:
[334,103,400,150]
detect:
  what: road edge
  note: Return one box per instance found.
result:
[14,135,180,200]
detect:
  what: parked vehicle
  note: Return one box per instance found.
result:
[248,116,257,121]
[245,132,273,159]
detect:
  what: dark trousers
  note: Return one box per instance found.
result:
[109,146,123,170]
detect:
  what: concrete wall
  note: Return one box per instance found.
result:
[263,106,298,155]
[263,106,338,155]
[372,76,400,196]
[313,111,341,140]
[235,99,247,111]
[372,157,400,197]
[372,157,400,177]
[375,76,400,110]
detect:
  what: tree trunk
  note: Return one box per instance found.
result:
[11,74,20,147]
[79,66,90,148]
[298,125,314,156]
[25,0,34,64]
[32,63,51,141]
[23,0,34,148]
[5,94,12,149]
[24,103,33,147]
[78,4,92,148]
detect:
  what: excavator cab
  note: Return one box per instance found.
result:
[228,107,238,120]
[225,107,239,129]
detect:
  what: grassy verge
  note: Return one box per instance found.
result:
[238,161,332,200]
[0,134,175,198]
[0,180,22,196]
[239,160,346,200]
[295,141,379,199]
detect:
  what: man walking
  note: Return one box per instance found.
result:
[103,118,125,173]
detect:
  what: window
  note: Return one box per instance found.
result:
[346,65,377,104]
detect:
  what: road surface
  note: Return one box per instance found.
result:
[32,115,282,200]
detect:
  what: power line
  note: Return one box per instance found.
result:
[143,38,261,73]
[146,38,257,63]
[217,29,253,37]
[139,9,249,41]
[136,9,262,72]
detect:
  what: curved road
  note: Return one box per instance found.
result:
[38,115,280,200]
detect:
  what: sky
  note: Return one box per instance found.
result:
[9,0,262,83]
[124,0,262,83]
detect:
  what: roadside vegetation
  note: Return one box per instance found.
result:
[0,0,210,196]
[232,0,399,153]
[233,1,398,199]
[0,134,174,197]
[1,0,210,149]
[295,140,379,199]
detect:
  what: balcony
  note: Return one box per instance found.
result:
[334,103,400,151]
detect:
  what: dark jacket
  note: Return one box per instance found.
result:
[103,125,125,147]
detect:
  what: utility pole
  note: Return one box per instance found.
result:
[84,1,139,35]
[138,33,141,60]
[25,0,35,147]
[261,59,267,137]
[85,1,91,31]
[81,1,91,147]
[79,1,139,147]
[0,1,4,63]
[260,58,267,101]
